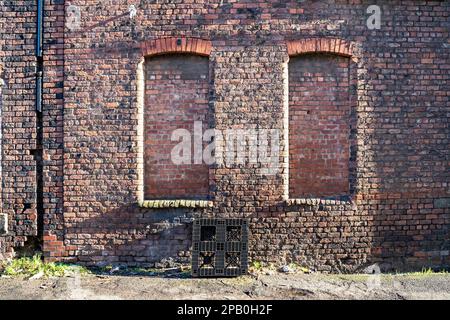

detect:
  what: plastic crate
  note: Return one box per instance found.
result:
[191,218,248,277]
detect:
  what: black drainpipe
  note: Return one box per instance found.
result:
[36,0,43,112]
[35,0,44,239]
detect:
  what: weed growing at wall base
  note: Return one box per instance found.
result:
[0,255,90,278]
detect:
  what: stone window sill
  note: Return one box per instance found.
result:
[286,198,353,206]
[138,200,213,209]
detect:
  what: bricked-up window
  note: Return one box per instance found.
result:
[289,54,356,198]
[144,54,211,199]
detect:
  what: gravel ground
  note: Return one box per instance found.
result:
[1,272,449,300]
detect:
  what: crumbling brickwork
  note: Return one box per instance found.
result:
[0,1,449,272]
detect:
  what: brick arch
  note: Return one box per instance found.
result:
[140,37,212,57]
[286,38,357,60]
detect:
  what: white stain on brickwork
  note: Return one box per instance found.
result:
[129,5,137,19]
[66,4,81,31]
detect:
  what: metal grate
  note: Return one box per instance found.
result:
[192,218,248,277]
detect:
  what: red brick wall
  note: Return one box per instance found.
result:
[41,0,66,259]
[1,1,446,272]
[289,54,354,198]
[0,0,39,259]
[60,1,449,271]
[144,54,210,199]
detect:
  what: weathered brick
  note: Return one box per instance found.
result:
[0,1,448,272]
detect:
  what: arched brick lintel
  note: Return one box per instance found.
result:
[286,38,358,60]
[141,37,212,57]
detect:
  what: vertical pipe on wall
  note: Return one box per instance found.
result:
[0,65,4,222]
[35,0,44,238]
[36,0,43,58]
[36,0,43,113]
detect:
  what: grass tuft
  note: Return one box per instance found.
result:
[402,267,449,278]
[0,255,90,278]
